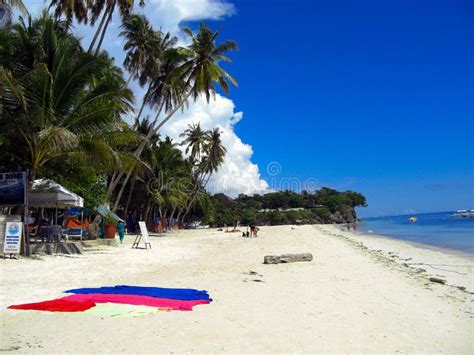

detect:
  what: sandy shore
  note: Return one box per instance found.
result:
[1,225,473,353]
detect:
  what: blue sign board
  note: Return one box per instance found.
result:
[0,172,27,206]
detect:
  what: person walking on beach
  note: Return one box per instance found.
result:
[118,220,126,243]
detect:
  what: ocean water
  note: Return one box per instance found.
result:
[357,212,474,255]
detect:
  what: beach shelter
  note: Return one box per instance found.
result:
[29,179,84,208]
[29,179,85,234]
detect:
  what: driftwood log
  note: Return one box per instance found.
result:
[429,277,446,284]
[264,253,313,264]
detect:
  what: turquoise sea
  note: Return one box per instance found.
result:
[358,212,474,255]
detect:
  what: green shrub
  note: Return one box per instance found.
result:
[313,207,331,217]
[241,211,257,225]
[268,211,284,225]
[104,213,117,225]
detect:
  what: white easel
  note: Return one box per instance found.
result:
[132,221,152,249]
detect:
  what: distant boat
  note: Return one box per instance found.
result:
[408,217,417,222]
[450,211,474,218]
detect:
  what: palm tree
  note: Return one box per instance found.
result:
[203,127,227,175]
[118,116,159,216]
[0,14,134,182]
[48,0,90,25]
[144,139,192,225]
[121,14,162,86]
[109,23,238,210]
[133,116,160,147]
[109,23,180,210]
[0,0,28,28]
[179,127,226,222]
[49,0,145,54]
[106,15,166,203]
[153,23,239,133]
[180,123,207,163]
[120,14,178,118]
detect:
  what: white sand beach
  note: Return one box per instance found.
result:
[1,225,473,353]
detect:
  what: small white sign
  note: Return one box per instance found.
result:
[138,221,150,244]
[3,221,22,254]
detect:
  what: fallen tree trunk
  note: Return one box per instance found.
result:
[264,253,313,264]
[429,277,446,284]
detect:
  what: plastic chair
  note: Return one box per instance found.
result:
[49,225,63,243]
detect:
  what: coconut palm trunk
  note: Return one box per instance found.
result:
[94,0,116,55]
[87,4,111,53]
[107,84,151,195]
[123,175,136,217]
[111,98,167,211]
[111,91,192,211]
[170,206,177,228]
[181,171,212,222]
[183,170,214,223]
[144,199,152,222]
[180,170,204,220]
[176,207,183,224]
[135,86,150,120]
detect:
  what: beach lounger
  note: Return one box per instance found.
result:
[64,228,85,241]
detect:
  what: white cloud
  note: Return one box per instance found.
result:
[160,94,270,197]
[146,0,235,37]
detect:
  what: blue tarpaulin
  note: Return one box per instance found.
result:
[96,204,124,222]
[64,285,212,301]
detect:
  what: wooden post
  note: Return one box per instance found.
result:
[24,170,30,256]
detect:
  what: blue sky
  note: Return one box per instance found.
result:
[22,0,473,217]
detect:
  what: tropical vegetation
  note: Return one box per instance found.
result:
[207,189,367,227]
[0,9,236,224]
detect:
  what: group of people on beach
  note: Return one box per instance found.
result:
[242,225,259,238]
[224,223,260,238]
